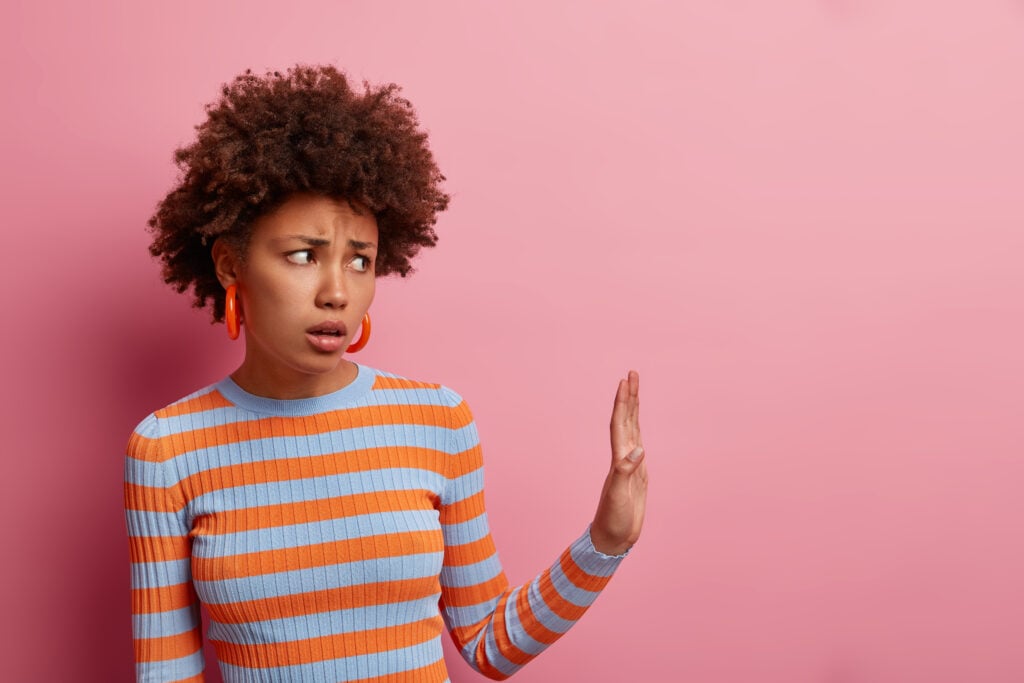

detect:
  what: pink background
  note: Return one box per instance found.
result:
[1,1,1022,681]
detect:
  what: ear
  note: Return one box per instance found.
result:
[211,237,242,289]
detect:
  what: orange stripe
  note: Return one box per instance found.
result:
[371,376,441,391]
[170,675,205,683]
[201,489,439,534]
[442,535,497,566]
[441,574,508,608]
[450,444,482,470]
[134,628,202,662]
[474,652,510,681]
[192,530,443,580]
[129,535,191,563]
[209,576,440,624]
[171,675,205,683]
[158,403,472,460]
[180,447,446,497]
[537,570,588,622]
[513,583,562,644]
[127,431,165,463]
[132,583,197,614]
[441,491,486,524]
[559,548,613,592]
[488,594,533,666]
[157,389,234,418]
[213,618,442,667]
[124,482,183,514]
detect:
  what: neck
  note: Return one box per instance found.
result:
[230,357,359,400]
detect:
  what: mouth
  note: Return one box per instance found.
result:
[306,321,348,352]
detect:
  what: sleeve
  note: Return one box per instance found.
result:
[437,390,628,680]
[124,413,206,683]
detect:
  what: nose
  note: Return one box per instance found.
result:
[315,264,348,309]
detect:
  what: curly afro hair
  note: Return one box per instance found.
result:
[148,64,450,321]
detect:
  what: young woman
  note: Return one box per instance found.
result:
[125,64,647,683]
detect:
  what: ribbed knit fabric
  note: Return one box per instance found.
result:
[125,364,625,682]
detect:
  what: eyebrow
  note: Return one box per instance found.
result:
[278,235,376,249]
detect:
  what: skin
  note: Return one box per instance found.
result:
[212,193,378,399]
[592,369,647,556]
[212,192,647,555]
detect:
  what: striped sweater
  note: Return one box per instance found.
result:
[124,364,625,682]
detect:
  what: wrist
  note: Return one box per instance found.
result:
[588,524,631,557]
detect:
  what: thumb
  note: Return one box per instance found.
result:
[614,446,645,474]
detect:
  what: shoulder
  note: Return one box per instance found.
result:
[365,366,467,411]
[126,382,227,462]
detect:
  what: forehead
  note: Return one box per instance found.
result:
[253,193,378,242]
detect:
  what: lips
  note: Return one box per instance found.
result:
[306,320,348,352]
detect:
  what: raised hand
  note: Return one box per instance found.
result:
[589,370,648,556]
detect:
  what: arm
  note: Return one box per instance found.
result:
[124,414,206,683]
[438,373,645,679]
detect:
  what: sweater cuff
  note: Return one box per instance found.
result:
[547,526,628,598]
[577,524,631,568]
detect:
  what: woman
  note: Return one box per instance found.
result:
[125,65,647,682]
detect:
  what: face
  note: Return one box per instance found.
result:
[214,193,378,398]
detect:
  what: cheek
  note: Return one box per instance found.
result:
[242,272,308,319]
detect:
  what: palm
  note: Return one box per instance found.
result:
[590,370,648,556]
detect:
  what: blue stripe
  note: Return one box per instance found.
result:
[441,594,501,633]
[499,587,547,655]
[124,457,168,488]
[364,386,458,407]
[125,509,188,536]
[480,610,522,677]
[439,557,502,588]
[207,595,439,644]
[442,469,484,504]
[441,514,490,545]
[217,637,446,682]
[548,554,602,607]
[157,423,477,485]
[135,648,204,681]
[132,605,198,639]
[569,527,627,574]
[159,405,250,436]
[195,553,444,604]
[131,558,191,589]
[521,576,573,634]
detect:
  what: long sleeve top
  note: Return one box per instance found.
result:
[124,364,625,682]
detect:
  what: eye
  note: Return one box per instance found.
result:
[350,255,372,272]
[286,250,314,265]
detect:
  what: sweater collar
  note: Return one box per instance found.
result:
[214,364,376,416]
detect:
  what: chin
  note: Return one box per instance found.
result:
[294,355,347,375]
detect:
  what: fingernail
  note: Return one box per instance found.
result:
[628,447,644,461]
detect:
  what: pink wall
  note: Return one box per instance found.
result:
[1,1,1022,681]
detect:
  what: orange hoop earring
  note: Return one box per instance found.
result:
[346,312,371,353]
[225,284,241,341]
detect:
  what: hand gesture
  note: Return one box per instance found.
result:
[590,370,648,556]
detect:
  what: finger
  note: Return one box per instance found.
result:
[610,378,630,456]
[602,446,643,483]
[626,370,643,446]
[611,446,645,475]
[611,378,629,426]
[622,370,638,442]
[628,370,639,425]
